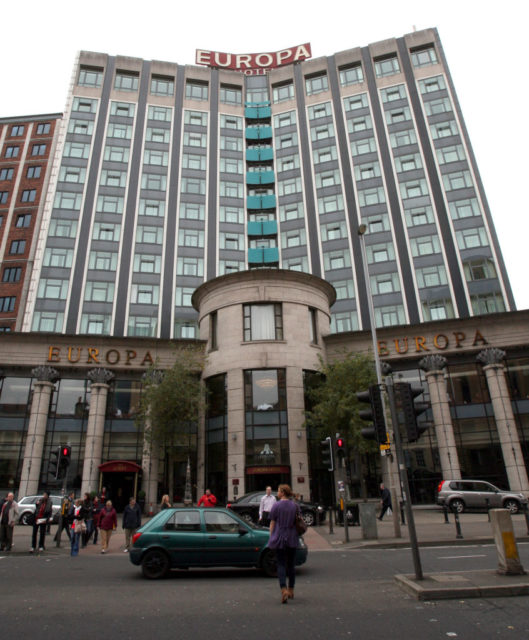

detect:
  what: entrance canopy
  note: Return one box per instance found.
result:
[98,460,142,473]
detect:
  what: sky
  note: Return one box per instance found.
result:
[2,0,527,309]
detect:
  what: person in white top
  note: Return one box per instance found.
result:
[259,486,276,527]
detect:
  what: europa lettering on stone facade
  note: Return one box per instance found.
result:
[47,346,154,367]
[195,44,312,75]
[377,330,488,357]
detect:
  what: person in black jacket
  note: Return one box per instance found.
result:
[31,492,53,552]
[81,492,94,548]
[122,497,142,552]
[378,483,392,521]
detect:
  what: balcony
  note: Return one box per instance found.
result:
[247,220,278,236]
[248,246,279,264]
[245,106,272,120]
[246,170,275,185]
[247,194,276,210]
[246,148,274,163]
[245,126,272,141]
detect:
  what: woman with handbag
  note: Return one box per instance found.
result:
[70,499,86,557]
[268,484,300,604]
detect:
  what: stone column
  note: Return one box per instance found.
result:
[226,369,245,501]
[477,348,529,494]
[140,370,162,510]
[18,366,59,498]
[419,354,461,480]
[286,367,310,500]
[81,368,114,496]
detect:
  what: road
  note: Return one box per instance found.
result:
[1,544,528,639]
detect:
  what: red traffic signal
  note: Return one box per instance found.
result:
[62,446,70,457]
[336,437,344,449]
[335,436,346,457]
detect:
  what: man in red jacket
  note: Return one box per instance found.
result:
[197,489,217,507]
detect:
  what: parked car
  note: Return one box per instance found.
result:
[227,491,325,526]
[437,480,528,514]
[129,507,308,579]
[17,495,63,525]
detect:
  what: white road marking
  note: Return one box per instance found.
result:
[437,554,487,559]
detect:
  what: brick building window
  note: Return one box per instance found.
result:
[0,297,16,312]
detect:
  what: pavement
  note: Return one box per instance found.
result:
[5,505,529,600]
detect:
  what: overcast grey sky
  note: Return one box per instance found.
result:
[2,0,527,309]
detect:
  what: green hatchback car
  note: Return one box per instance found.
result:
[129,507,308,579]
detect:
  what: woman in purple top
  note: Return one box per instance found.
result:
[268,484,299,604]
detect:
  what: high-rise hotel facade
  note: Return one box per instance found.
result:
[1,28,527,508]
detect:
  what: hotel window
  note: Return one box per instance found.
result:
[219,206,243,223]
[0,192,8,204]
[354,161,381,180]
[243,303,283,341]
[179,228,204,248]
[249,237,276,249]
[220,158,243,174]
[277,133,297,149]
[97,195,124,214]
[283,256,309,272]
[68,119,93,135]
[311,124,334,141]
[180,202,205,220]
[136,225,163,244]
[339,62,363,86]
[37,278,68,300]
[209,311,218,350]
[437,144,465,164]
[324,250,351,271]
[220,136,242,152]
[148,106,172,122]
[0,296,16,312]
[272,81,294,103]
[400,179,429,199]
[371,272,400,295]
[281,228,306,248]
[93,222,120,242]
[220,114,242,130]
[184,132,207,148]
[274,111,297,128]
[395,154,422,173]
[443,170,473,191]
[104,145,130,163]
[219,260,244,274]
[321,221,346,241]
[0,168,14,180]
[73,98,97,113]
[463,259,497,282]
[128,316,157,337]
[315,170,340,189]
[131,284,159,305]
[219,232,243,250]
[107,123,133,139]
[422,299,453,321]
[309,308,318,344]
[100,170,127,188]
[344,94,369,112]
[385,107,411,125]
[351,137,377,156]
[333,279,355,300]
[278,154,300,171]
[471,293,505,315]
[348,115,372,133]
[314,146,337,164]
[139,198,165,217]
[54,192,82,209]
[84,281,115,303]
[318,193,344,214]
[419,75,446,94]
[220,84,242,105]
[411,45,438,68]
[89,251,118,271]
[133,254,161,274]
[2,267,21,283]
[49,219,77,237]
[456,227,488,250]
[364,214,390,233]
[78,66,103,87]
[177,256,204,277]
[10,125,24,136]
[151,75,174,96]
[358,187,385,206]
[32,311,63,332]
[64,142,90,157]
[375,304,405,328]
[374,55,400,77]
[186,80,209,101]
[141,173,167,191]
[145,129,169,145]
[404,205,434,227]
[278,177,301,196]
[220,181,243,198]
[5,146,19,158]
[416,264,448,288]
[430,121,458,139]
[43,248,73,268]
[27,166,41,178]
[175,320,198,338]
[80,314,111,335]
[331,311,357,333]
[144,149,169,166]
[305,72,328,96]
[31,144,46,156]
[279,202,304,221]
[175,287,195,307]
[308,103,332,120]
[246,88,268,103]
[390,129,417,148]
[424,97,452,116]
[411,235,441,257]
[381,85,407,102]
[449,198,480,219]
[111,102,135,117]
[16,213,32,228]
[114,71,139,92]
[367,242,395,264]
[21,189,36,203]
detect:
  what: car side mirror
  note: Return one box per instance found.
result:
[238,526,248,536]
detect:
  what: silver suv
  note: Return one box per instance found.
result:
[437,480,527,514]
[17,495,63,525]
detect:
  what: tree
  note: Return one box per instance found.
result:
[136,346,205,499]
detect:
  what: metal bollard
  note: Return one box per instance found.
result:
[400,500,406,525]
[443,504,449,524]
[523,503,529,536]
[328,506,334,535]
[451,504,463,539]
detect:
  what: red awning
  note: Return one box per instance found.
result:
[98,460,142,473]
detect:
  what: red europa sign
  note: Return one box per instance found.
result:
[195,44,312,75]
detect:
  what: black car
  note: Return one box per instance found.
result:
[227,491,325,526]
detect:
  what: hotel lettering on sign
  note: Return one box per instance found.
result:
[47,345,154,367]
[377,329,488,357]
[195,44,312,75]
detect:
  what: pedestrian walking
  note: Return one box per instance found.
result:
[54,492,74,543]
[197,489,217,507]
[259,486,276,527]
[160,494,172,510]
[0,492,19,551]
[70,499,85,556]
[268,484,299,604]
[81,492,94,547]
[378,483,392,521]
[98,500,117,554]
[31,491,53,553]
[91,496,103,545]
[122,497,142,552]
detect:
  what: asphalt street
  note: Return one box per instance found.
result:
[1,544,528,639]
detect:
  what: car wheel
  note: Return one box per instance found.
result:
[450,499,465,514]
[261,549,277,577]
[301,510,315,527]
[141,549,169,580]
[20,512,32,526]
[503,499,520,514]
[240,512,254,524]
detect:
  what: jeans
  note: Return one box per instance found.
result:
[0,524,14,550]
[70,531,81,556]
[54,518,71,542]
[83,519,94,546]
[276,547,296,589]
[31,523,47,550]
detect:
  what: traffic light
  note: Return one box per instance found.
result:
[335,435,346,458]
[48,446,61,480]
[58,445,72,479]
[320,436,334,471]
[395,383,429,442]
[357,384,387,444]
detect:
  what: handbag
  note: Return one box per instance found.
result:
[74,519,87,534]
[295,509,307,535]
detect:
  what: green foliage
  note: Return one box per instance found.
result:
[136,346,206,450]
[305,351,377,454]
